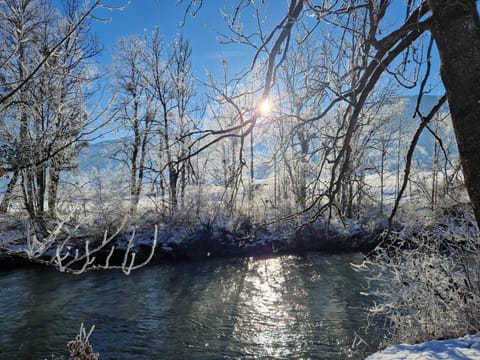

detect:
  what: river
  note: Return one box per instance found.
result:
[0,253,383,359]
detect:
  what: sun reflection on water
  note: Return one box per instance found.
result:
[231,255,312,358]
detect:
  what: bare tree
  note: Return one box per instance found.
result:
[0,0,125,221]
[275,38,328,211]
[142,28,197,212]
[167,34,197,208]
[202,69,254,213]
[0,0,47,215]
[111,35,155,216]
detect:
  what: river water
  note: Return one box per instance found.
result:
[0,253,383,359]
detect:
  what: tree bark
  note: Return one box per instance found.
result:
[428,0,480,224]
[0,170,19,213]
[48,165,60,218]
[169,165,178,210]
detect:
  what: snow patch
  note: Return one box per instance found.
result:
[366,334,480,360]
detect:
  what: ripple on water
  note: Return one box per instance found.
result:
[0,253,382,359]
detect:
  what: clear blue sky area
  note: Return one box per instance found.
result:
[89,0,287,80]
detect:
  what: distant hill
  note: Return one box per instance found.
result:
[74,96,456,173]
[76,137,126,172]
[401,95,458,166]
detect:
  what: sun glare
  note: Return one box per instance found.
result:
[258,98,272,116]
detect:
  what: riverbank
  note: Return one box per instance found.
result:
[0,212,383,271]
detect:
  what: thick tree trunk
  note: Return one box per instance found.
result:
[428,0,480,224]
[169,165,178,210]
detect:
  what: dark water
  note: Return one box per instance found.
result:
[0,253,382,359]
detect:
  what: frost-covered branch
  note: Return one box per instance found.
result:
[358,207,480,345]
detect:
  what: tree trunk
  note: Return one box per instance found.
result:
[24,169,37,218]
[428,0,480,224]
[169,165,178,210]
[380,148,385,214]
[48,165,60,218]
[131,138,147,217]
[180,164,186,208]
[36,165,46,213]
[0,170,19,213]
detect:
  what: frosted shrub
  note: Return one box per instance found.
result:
[67,323,98,360]
[363,207,480,345]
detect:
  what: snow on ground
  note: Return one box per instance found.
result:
[366,334,480,359]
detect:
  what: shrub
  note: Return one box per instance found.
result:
[362,206,480,346]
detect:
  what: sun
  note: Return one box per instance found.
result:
[258,98,272,116]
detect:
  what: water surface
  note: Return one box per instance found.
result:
[0,253,382,359]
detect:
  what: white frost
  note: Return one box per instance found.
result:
[366,334,480,360]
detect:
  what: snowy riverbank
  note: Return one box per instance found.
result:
[0,213,382,271]
[366,334,480,359]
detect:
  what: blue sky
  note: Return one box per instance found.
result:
[89,0,287,81]
[86,1,447,97]
[52,0,454,143]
